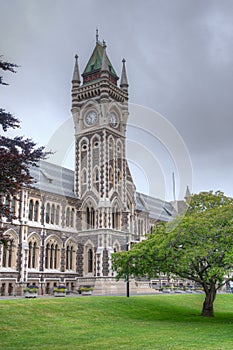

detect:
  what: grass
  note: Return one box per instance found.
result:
[1,294,233,349]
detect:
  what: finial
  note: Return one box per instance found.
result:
[122,58,126,63]
[75,54,78,60]
[96,28,99,43]
[103,40,107,48]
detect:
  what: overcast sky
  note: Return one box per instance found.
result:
[1,0,233,200]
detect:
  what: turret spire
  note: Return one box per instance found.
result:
[184,185,191,202]
[120,58,128,91]
[100,41,109,77]
[72,54,81,86]
[101,41,108,71]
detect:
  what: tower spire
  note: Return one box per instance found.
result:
[72,54,81,86]
[184,185,191,202]
[120,58,128,91]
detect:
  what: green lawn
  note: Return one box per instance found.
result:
[1,294,233,349]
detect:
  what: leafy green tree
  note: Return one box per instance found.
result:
[0,56,48,242]
[112,191,233,317]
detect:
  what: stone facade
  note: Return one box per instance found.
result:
[0,36,176,296]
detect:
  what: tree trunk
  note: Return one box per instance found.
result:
[201,286,216,317]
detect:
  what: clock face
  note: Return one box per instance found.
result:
[85,111,97,126]
[109,112,118,128]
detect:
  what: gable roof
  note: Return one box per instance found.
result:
[29,161,176,221]
[29,161,76,199]
[136,192,176,222]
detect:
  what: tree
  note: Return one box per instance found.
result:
[0,56,49,241]
[112,191,233,317]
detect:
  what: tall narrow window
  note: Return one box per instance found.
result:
[88,248,93,273]
[32,242,37,268]
[82,169,87,184]
[93,167,99,183]
[28,241,32,268]
[34,201,39,222]
[70,246,73,270]
[55,205,60,225]
[117,170,121,184]
[11,198,16,216]
[2,244,7,267]
[112,206,120,229]
[51,204,55,224]
[8,241,13,267]
[112,210,115,228]
[54,244,58,269]
[70,208,74,227]
[46,203,50,224]
[29,200,33,221]
[45,243,49,269]
[66,245,70,270]
[66,207,70,227]
[109,167,114,190]
[116,210,120,229]
[50,244,54,269]
[86,207,90,227]
[91,208,95,228]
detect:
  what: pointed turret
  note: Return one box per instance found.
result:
[120,58,128,92]
[184,185,191,202]
[100,41,109,78]
[72,54,81,87]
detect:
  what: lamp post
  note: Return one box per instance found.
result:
[126,241,129,298]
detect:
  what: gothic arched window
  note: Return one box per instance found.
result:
[28,239,39,269]
[45,239,61,270]
[86,206,95,229]
[66,244,75,270]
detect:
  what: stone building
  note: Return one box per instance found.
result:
[0,35,176,296]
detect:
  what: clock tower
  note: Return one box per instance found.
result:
[71,34,136,278]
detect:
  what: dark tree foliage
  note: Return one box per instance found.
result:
[0,56,49,242]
